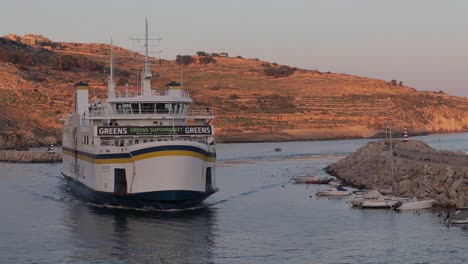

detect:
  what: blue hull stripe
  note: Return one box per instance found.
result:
[131,145,216,158]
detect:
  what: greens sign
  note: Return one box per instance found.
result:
[96,126,212,136]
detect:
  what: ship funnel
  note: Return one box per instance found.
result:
[166,81,183,97]
[75,81,89,116]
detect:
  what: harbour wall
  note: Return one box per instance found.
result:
[325,140,468,207]
[0,150,62,163]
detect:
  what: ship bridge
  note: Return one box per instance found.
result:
[87,88,214,120]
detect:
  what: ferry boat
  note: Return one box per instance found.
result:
[61,21,218,209]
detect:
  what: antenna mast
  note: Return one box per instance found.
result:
[107,38,116,98]
[180,54,183,87]
[129,18,162,97]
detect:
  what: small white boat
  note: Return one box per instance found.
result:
[316,184,351,197]
[352,190,408,208]
[360,196,409,209]
[446,208,468,224]
[350,190,383,207]
[393,199,436,210]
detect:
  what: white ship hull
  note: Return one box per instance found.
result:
[62,22,218,209]
[62,141,217,209]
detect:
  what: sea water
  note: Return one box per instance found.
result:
[1,133,468,263]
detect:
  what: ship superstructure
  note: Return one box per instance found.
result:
[62,20,217,209]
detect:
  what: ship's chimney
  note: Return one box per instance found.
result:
[75,81,89,116]
[166,81,183,97]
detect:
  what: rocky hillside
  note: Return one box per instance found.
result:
[1,34,468,147]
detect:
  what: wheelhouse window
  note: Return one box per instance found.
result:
[131,103,140,114]
[115,103,131,114]
[156,103,169,114]
[172,103,185,114]
[115,103,123,114]
[181,103,188,114]
[141,103,155,114]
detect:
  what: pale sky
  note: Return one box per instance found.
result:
[2,0,468,96]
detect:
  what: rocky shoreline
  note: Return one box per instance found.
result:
[325,140,468,208]
[0,150,62,163]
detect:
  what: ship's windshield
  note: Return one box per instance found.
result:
[141,103,155,114]
[131,103,139,114]
[113,102,188,115]
[114,103,132,114]
[174,103,189,114]
[156,103,169,114]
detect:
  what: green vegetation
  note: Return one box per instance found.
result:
[0,119,17,131]
[198,56,216,65]
[176,55,195,65]
[263,65,297,78]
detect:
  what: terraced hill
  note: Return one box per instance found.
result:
[1,34,468,147]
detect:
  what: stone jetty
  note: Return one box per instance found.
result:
[0,150,62,163]
[325,140,468,207]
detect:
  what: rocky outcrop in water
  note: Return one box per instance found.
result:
[0,150,61,163]
[325,140,468,207]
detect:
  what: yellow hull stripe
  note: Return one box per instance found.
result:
[63,149,215,164]
[132,150,215,162]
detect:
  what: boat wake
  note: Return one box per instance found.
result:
[219,153,347,163]
[79,180,287,212]
[206,181,288,206]
[36,178,82,204]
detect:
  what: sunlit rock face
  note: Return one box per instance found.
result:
[2,34,468,147]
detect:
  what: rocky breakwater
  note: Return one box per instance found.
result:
[325,140,468,207]
[0,150,62,163]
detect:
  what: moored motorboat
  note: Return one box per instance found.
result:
[316,183,351,197]
[350,190,408,208]
[350,190,382,207]
[393,199,436,210]
[445,208,468,224]
[360,195,408,209]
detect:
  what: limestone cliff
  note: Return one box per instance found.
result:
[2,34,468,148]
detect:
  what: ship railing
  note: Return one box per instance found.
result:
[99,136,211,147]
[113,90,190,98]
[88,108,214,118]
[159,90,190,97]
